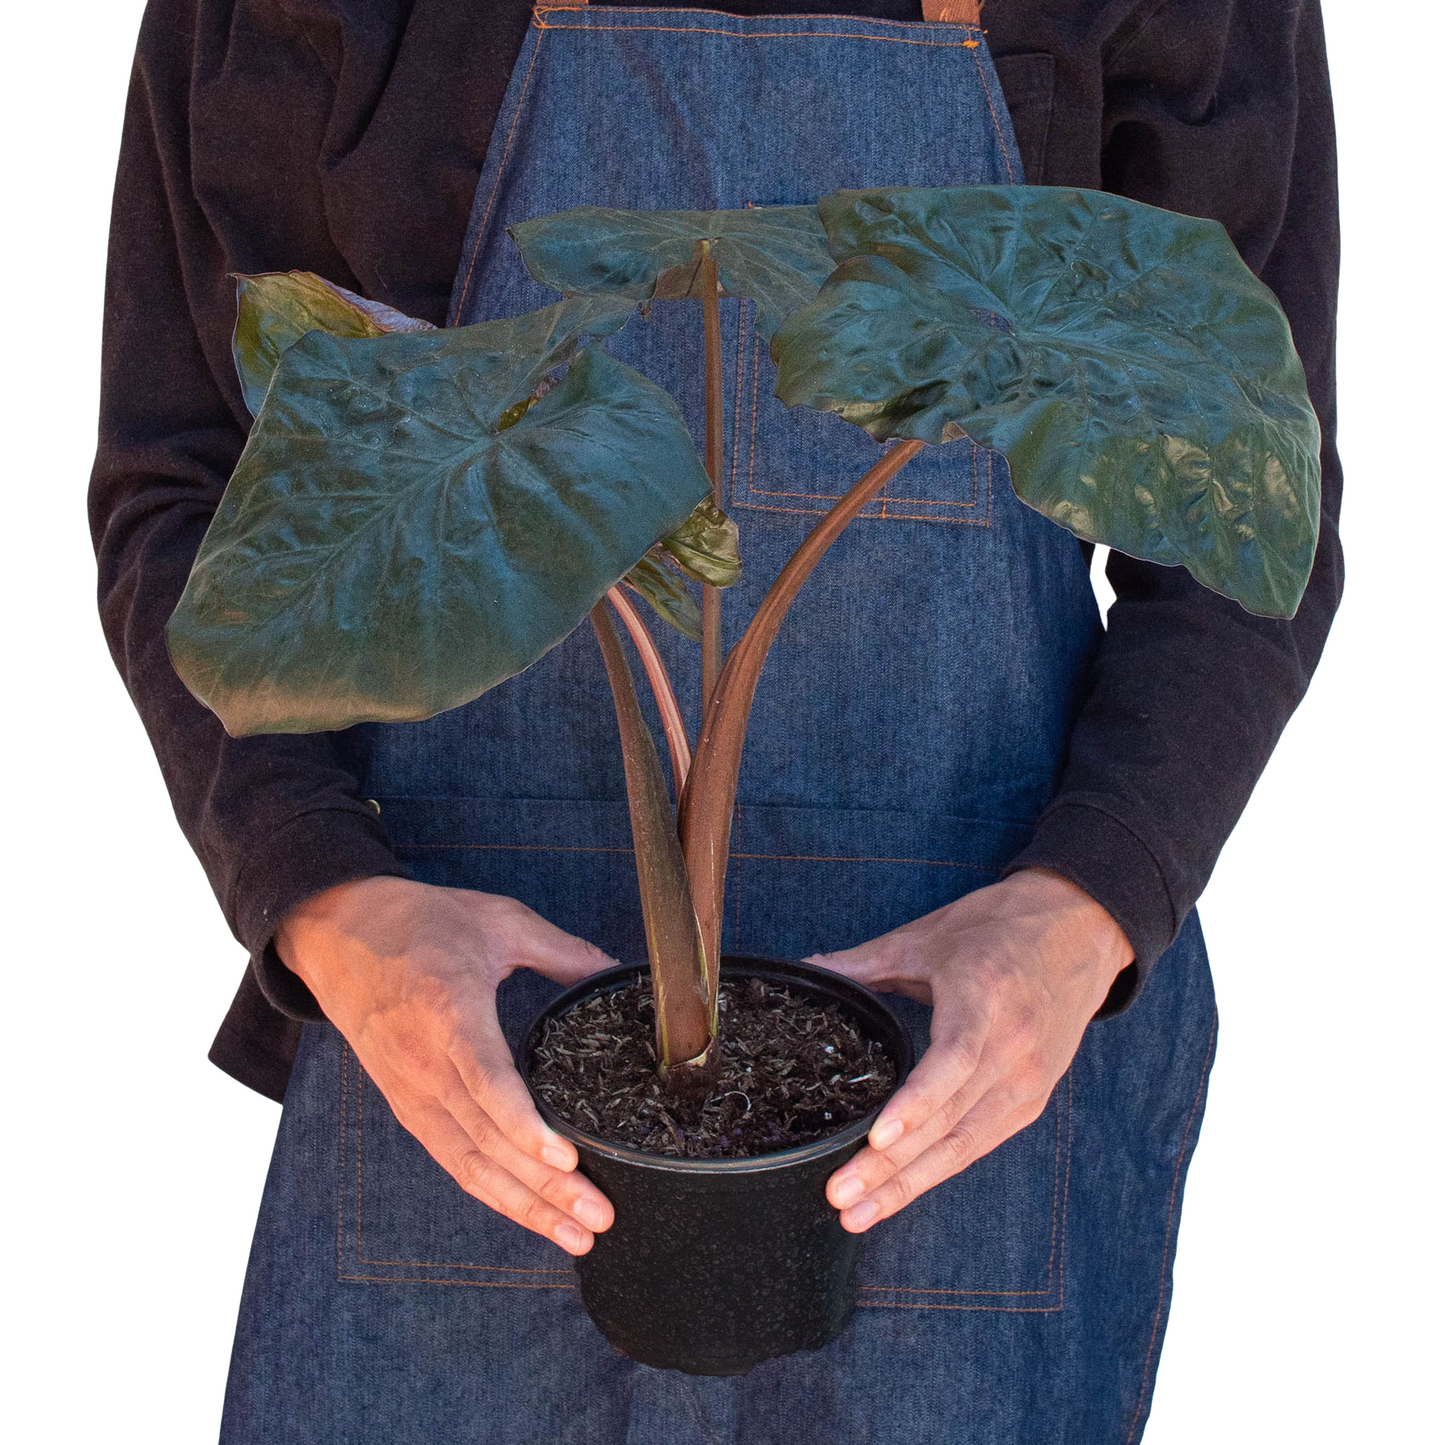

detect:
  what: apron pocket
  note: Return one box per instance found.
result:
[857,1070,1071,1313]
[335,1040,576,1291]
[728,302,995,528]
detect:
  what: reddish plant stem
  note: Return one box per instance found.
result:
[679,440,927,994]
[590,602,712,1077]
[700,248,725,713]
[606,585,691,796]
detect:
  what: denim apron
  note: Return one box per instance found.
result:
[222,8,1219,1441]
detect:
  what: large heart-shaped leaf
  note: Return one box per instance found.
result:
[773,186,1322,618]
[511,205,835,339]
[232,271,435,416]
[169,295,713,735]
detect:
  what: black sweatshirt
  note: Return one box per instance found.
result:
[90,0,1344,1103]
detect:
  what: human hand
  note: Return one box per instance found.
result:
[276,875,617,1255]
[809,868,1133,1233]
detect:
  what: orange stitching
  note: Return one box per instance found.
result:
[730,300,747,495]
[1125,1011,1218,1445]
[337,1040,348,1276]
[732,496,980,524]
[399,842,634,854]
[535,7,981,30]
[745,472,981,506]
[735,307,991,524]
[971,39,1015,182]
[858,1299,1061,1312]
[733,851,992,869]
[859,1285,1046,1296]
[356,1049,364,1260]
[533,21,984,49]
[339,1273,575,1290]
[746,328,762,500]
[1040,1067,1065,1281]
[1057,1069,1073,1310]
[733,803,744,943]
[346,1040,572,1277]
[359,1259,568,1273]
[356,1259,570,1275]
[399,841,1000,870]
[861,450,984,507]
[860,1075,1069,1298]
[737,497,990,525]
[455,29,547,319]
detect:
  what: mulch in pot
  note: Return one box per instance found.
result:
[529,976,897,1159]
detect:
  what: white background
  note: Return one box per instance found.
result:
[2,1,1439,1439]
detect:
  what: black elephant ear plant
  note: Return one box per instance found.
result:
[168,187,1321,1374]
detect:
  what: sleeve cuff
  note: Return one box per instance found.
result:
[232,806,408,1022]
[1004,797,1180,1016]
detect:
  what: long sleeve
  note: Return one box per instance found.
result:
[88,0,408,1079]
[1001,0,1345,1005]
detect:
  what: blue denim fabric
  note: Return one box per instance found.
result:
[223,9,1217,1440]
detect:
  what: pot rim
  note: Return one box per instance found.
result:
[521,955,912,1176]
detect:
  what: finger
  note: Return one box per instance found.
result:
[806,947,933,1006]
[839,1092,1037,1233]
[440,1075,614,1235]
[864,1004,993,1152]
[804,937,934,1003]
[404,1098,599,1255]
[449,1011,580,1173]
[827,1053,1004,1210]
[501,900,618,985]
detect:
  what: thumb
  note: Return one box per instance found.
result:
[510,907,619,985]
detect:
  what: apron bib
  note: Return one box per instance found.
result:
[223,8,1218,1441]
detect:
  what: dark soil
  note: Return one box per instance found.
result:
[529,976,897,1159]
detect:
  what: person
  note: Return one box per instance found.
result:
[89,0,1343,1439]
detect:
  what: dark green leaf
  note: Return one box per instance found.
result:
[511,205,835,339]
[169,295,713,736]
[660,498,741,589]
[231,271,435,417]
[625,549,703,642]
[773,186,1321,618]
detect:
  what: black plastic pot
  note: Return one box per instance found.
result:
[520,955,913,1376]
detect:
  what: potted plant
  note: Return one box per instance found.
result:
[167,186,1320,1376]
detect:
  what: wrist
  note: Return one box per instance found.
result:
[275,875,405,989]
[1005,867,1135,986]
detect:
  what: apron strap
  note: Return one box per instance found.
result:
[922,1,982,19]
[536,1,984,23]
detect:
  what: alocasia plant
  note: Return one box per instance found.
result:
[168,186,1321,1095]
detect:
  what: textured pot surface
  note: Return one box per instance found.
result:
[520,956,912,1375]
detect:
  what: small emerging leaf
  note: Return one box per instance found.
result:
[231,271,434,416]
[661,499,741,589]
[625,549,703,642]
[496,394,539,431]
[511,205,835,340]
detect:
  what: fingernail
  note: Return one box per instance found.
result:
[573,1197,608,1231]
[541,1142,573,1171]
[555,1221,590,1254]
[872,1118,903,1150]
[833,1175,864,1208]
[843,1199,879,1231]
